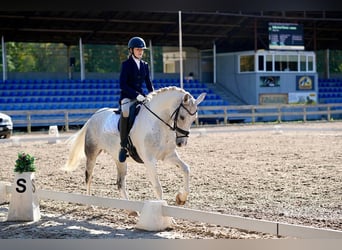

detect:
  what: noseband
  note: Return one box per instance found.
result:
[142,101,197,139]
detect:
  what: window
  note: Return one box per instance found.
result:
[287,55,298,71]
[274,55,298,71]
[258,55,264,71]
[299,55,306,72]
[308,55,314,71]
[239,55,254,72]
[243,51,315,73]
[266,55,273,71]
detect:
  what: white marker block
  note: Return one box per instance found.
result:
[136,200,173,231]
[48,125,60,144]
[7,172,40,222]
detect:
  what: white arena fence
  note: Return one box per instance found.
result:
[1,181,341,239]
[3,102,342,133]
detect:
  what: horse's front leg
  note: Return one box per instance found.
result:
[116,161,129,200]
[116,161,138,217]
[166,152,190,205]
[144,159,163,200]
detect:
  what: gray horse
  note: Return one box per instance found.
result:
[63,86,206,212]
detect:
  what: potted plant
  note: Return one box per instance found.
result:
[14,152,36,173]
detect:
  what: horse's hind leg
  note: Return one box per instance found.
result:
[85,147,101,196]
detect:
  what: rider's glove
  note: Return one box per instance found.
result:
[136,94,146,102]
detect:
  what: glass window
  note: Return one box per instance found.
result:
[274,54,297,72]
[258,55,264,71]
[287,55,298,71]
[308,56,314,71]
[266,55,273,71]
[240,55,254,72]
[300,55,306,72]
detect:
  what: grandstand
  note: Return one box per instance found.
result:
[318,78,342,104]
[3,76,341,129]
[1,11,342,129]
[0,78,231,128]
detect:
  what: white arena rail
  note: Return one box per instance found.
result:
[1,181,341,239]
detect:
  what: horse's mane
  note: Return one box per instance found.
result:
[148,86,189,99]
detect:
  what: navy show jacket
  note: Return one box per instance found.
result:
[119,55,154,101]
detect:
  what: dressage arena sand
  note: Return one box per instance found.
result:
[0,121,341,239]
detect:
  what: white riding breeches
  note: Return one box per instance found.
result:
[121,98,134,118]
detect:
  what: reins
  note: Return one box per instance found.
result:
[141,100,197,139]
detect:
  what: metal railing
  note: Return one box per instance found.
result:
[195,103,342,125]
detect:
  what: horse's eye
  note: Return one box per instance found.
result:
[180,115,185,120]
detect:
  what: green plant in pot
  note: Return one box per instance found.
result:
[14,152,36,173]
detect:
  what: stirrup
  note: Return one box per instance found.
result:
[119,147,127,162]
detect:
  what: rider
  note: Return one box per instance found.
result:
[118,36,154,162]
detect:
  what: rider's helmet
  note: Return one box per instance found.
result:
[128,37,147,49]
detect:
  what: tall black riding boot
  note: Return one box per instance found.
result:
[119,116,129,162]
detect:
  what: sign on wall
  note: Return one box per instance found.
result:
[260,76,280,87]
[259,93,288,105]
[296,75,315,91]
[288,92,317,105]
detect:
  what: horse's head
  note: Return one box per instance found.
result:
[174,92,206,147]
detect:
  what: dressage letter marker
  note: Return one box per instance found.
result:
[7,172,41,222]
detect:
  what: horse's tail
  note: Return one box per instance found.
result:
[62,120,89,171]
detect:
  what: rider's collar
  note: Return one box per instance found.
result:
[132,55,141,69]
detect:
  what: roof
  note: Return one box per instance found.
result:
[0,11,342,52]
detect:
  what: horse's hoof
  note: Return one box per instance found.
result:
[175,193,186,205]
[128,211,139,217]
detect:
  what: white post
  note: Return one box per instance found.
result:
[178,11,184,89]
[2,36,7,81]
[79,37,85,81]
[213,41,216,84]
[325,49,330,79]
[149,39,154,81]
[67,45,71,80]
[136,200,173,231]
[0,182,9,203]
[7,172,40,222]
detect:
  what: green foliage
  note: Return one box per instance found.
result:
[2,42,164,73]
[14,152,36,173]
[316,49,342,75]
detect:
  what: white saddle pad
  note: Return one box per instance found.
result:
[103,112,120,134]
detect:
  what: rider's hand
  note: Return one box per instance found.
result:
[136,94,146,102]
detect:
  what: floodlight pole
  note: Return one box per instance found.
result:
[1,36,7,81]
[213,41,216,84]
[179,11,183,89]
[149,39,154,81]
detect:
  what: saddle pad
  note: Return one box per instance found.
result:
[103,112,120,134]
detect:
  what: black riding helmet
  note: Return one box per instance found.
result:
[128,37,147,49]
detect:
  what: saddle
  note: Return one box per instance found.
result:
[116,103,144,164]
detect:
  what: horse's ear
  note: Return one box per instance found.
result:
[183,93,192,104]
[195,92,206,105]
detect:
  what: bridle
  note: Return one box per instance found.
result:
[141,101,197,139]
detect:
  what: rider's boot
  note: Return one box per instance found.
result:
[119,115,129,162]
